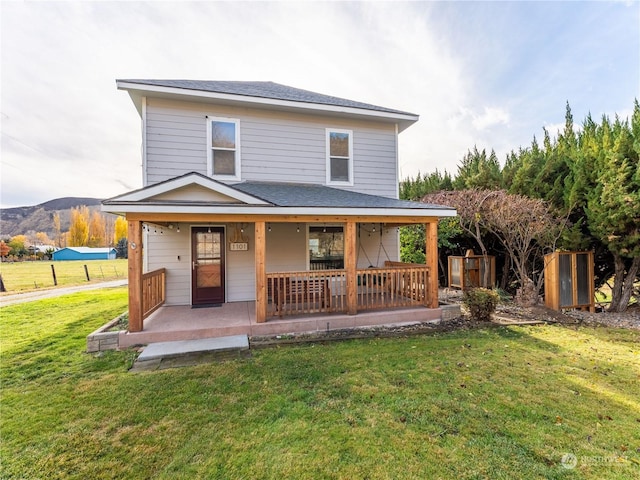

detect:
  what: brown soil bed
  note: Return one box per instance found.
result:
[250,317,494,348]
[250,294,639,348]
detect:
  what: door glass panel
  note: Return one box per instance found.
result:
[196,232,222,287]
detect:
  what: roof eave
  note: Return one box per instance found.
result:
[116,81,419,129]
[101,203,457,218]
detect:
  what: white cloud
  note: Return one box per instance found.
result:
[472,107,510,131]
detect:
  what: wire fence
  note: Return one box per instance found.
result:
[0,259,128,293]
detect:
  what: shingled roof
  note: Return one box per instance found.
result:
[117,80,417,117]
[102,172,456,216]
[233,181,449,210]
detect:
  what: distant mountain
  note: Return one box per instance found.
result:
[0,197,104,238]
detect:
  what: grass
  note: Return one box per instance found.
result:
[0,259,128,293]
[1,289,639,479]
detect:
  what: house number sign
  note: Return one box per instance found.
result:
[229,242,249,251]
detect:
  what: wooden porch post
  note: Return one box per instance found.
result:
[255,221,267,323]
[345,220,357,315]
[127,219,143,332]
[425,220,439,308]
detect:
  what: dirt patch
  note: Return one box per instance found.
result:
[104,313,128,332]
[250,317,496,348]
[250,291,639,348]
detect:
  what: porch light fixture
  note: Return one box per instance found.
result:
[176,225,180,233]
[323,225,327,233]
[268,223,272,232]
[372,224,376,233]
[296,224,300,233]
[208,226,211,233]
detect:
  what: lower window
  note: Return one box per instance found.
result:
[309,226,344,270]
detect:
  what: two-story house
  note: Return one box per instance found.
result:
[103,80,456,343]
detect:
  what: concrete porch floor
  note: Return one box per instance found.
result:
[118,301,444,348]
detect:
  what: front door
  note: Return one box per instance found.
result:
[192,227,225,305]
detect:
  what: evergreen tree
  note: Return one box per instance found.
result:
[584,108,640,311]
[508,137,546,197]
[115,237,128,259]
[399,100,638,309]
[400,169,453,200]
[453,146,502,190]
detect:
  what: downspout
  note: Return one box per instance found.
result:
[394,123,401,261]
[141,97,148,274]
[394,123,399,199]
[141,96,148,187]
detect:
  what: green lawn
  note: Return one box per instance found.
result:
[0,259,127,293]
[1,289,639,479]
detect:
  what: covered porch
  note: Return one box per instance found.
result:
[125,215,441,333]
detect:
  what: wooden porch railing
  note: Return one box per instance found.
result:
[357,264,430,310]
[142,268,166,319]
[265,263,431,318]
[267,269,346,317]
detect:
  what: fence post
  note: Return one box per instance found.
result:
[84,264,90,282]
[0,273,6,292]
[51,264,58,286]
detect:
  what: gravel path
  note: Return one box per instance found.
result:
[564,307,640,330]
[494,299,640,331]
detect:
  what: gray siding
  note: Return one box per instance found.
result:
[226,226,256,302]
[145,228,191,305]
[266,223,308,272]
[145,98,398,198]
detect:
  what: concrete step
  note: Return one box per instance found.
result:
[130,335,250,372]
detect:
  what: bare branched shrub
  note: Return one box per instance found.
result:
[424,189,563,304]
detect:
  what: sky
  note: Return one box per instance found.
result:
[1,0,638,208]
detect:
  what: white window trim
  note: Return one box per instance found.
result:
[206,116,241,182]
[325,128,354,186]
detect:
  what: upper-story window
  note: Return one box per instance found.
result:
[207,116,240,181]
[326,128,353,185]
